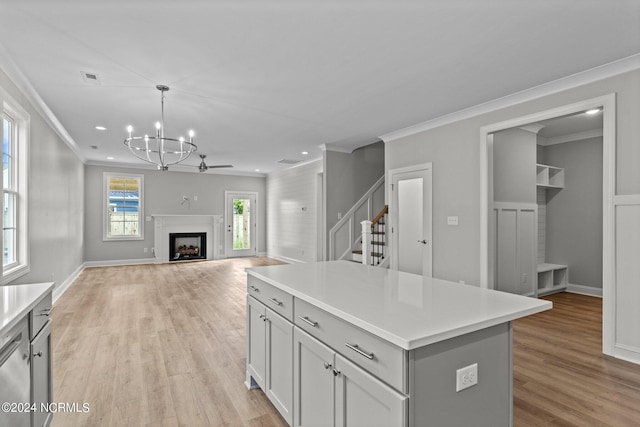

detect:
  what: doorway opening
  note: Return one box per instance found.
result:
[479,94,616,357]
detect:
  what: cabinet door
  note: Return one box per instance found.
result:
[266,308,293,425]
[247,296,267,389]
[334,354,407,427]
[31,321,52,427]
[293,328,335,427]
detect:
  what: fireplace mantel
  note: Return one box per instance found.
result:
[152,214,223,263]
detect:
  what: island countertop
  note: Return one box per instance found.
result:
[246,261,551,350]
[0,282,54,337]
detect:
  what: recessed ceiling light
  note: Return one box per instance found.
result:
[95,126,107,131]
[301,151,309,155]
[255,169,260,172]
[585,108,602,115]
[106,156,114,160]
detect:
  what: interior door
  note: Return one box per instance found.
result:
[226,192,257,257]
[390,165,432,276]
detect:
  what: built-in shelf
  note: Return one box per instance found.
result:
[537,263,568,296]
[536,163,564,188]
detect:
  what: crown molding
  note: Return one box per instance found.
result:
[519,124,546,134]
[318,143,354,153]
[381,53,640,143]
[0,42,86,162]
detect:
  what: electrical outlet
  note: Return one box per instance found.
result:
[456,363,478,392]
[144,247,148,253]
[447,216,459,226]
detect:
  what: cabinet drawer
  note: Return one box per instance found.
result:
[294,298,406,393]
[30,291,52,340]
[247,276,293,322]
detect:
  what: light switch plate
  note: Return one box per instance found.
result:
[447,216,459,226]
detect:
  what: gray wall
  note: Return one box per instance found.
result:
[84,165,266,262]
[385,69,640,285]
[324,141,385,257]
[0,68,84,291]
[493,128,537,204]
[544,137,603,288]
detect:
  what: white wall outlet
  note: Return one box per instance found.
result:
[456,363,478,392]
[193,195,198,201]
[143,247,148,253]
[447,216,459,226]
[338,212,342,220]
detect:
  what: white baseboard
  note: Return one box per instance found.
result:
[266,253,306,264]
[83,258,156,268]
[566,283,603,297]
[52,263,85,304]
[612,343,640,365]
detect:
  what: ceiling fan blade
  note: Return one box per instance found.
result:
[207,165,234,169]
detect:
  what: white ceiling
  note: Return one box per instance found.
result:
[0,1,638,175]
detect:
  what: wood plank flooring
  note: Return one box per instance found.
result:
[50,259,640,426]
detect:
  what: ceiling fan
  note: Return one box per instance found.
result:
[197,154,233,172]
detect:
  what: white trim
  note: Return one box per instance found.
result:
[543,129,604,146]
[83,258,156,268]
[566,283,603,298]
[479,93,616,358]
[318,144,353,154]
[611,344,640,366]
[614,194,640,205]
[382,54,639,143]
[52,263,85,304]
[266,254,302,264]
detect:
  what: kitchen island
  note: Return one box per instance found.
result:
[245,261,551,427]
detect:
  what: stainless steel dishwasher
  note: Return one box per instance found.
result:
[0,317,31,427]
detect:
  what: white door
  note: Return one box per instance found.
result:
[225,192,257,257]
[390,164,432,276]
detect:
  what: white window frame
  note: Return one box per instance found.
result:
[1,93,30,284]
[103,172,144,241]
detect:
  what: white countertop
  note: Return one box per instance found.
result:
[247,261,552,350]
[0,282,54,336]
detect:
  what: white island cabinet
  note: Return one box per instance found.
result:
[246,261,551,427]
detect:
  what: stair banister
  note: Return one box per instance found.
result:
[360,220,372,265]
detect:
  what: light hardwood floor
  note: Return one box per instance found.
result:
[50,258,640,426]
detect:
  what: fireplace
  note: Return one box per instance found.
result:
[169,232,207,261]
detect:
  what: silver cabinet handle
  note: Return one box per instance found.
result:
[36,309,51,317]
[297,316,318,327]
[33,351,43,358]
[333,369,341,377]
[269,297,283,306]
[324,362,332,370]
[248,285,260,292]
[345,343,375,360]
[259,314,267,322]
[417,240,428,244]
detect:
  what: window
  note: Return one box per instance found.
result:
[103,173,144,240]
[2,96,29,283]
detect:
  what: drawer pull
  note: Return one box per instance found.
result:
[298,316,318,327]
[33,351,43,358]
[249,285,260,292]
[269,297,283,306]
[324,362,332,370]
[36,309,51,317]
[345,343,375,360]
[259,314,267,322]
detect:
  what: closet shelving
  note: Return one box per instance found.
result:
[536,163,564,188]
[537,263,568,296]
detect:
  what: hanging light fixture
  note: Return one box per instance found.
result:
[124,84,197,171]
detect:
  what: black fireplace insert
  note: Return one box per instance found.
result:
[169,232,207,261]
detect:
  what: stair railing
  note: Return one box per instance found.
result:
[361,205,388,266]
[328,175,384,260]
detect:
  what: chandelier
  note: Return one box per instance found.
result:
[124,85,197,171]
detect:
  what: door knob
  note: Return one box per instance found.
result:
[417,240,427,244]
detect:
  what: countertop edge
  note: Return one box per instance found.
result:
[0,282,54,337]
[246,268,552,350]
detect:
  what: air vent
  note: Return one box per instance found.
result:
[80,71,101,85]
[277,158,301,165]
